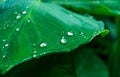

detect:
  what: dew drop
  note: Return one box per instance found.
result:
[3,27,6,29]
[69,14,73,17]
[33,54,37,58]
[26,6,29,8]
[22,11,27,14]
[61,37,67,44]
[14,11,17,14]
[32,43,36,46]
[16,28,20,31]
[16,15,21,20]
[27,20,30,22]
[67,32,73,36]
[3,39,6,42]
[40,42,47,48]
[2,55,6,58]
[80,32,83,35]
[5,43,9,47]
[33,51,37,54]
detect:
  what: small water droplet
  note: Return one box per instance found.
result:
[33,54,37,58]
[26,6,29,8]
[2,55,6,58]
[67,32,73,36]
[69,14,73,17]
[3,27,6,29]
[32,43,36,46]
[40,42,47,48]
[22,11,27,14]
[80,32,83,35]
[16,28,20,31]
[61,37,67,44]
[3,39,6,42]
[33,51,37,54]
[16,15,21,20]
[27,20,30,22]
[5,65,8,67]
[5,43,9,47]
[14,11,17,14]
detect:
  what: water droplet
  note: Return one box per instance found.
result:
[14,11,17,14]
[32,43,36,46]
[67,32,73,36]
[5,43,9,47]
[22,11,27,14]
[2,55,6,58]
[69,14,73,17]
[61,37,67,44]
[27,20,30,22]
[33,54,37,58]
[33,51,37,54]
[26,6,29,8]
[5,65,8,67]
[16,28,20,31]
[40,42,47,48]
[16,15,21,20]
[80,32,83,35]
[3,39,6,42]
[3,27,6,29]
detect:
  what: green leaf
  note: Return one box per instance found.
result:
[72,48,109,77]
[0,0,105,74]
[4,49,109,77]
[49,0,120,16]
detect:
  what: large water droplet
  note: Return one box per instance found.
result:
[22,11,27,14]
[40,42,47,48]
[16,14,21,20]
[61,37,67,44]
[67,32,73,36]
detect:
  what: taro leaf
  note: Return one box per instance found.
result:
[4,49,109,77]
[72,47,109,77]
[0,0,105,74]
[47,0,120,16]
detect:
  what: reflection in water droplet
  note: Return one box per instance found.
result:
[16,28,20,31]
[61,37,67,44]
[16,15,21,20]
[40,42,47,48]
[67,32,73,36]
[22,11,27,14]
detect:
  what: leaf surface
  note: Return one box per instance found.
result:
[0,0,105,74]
